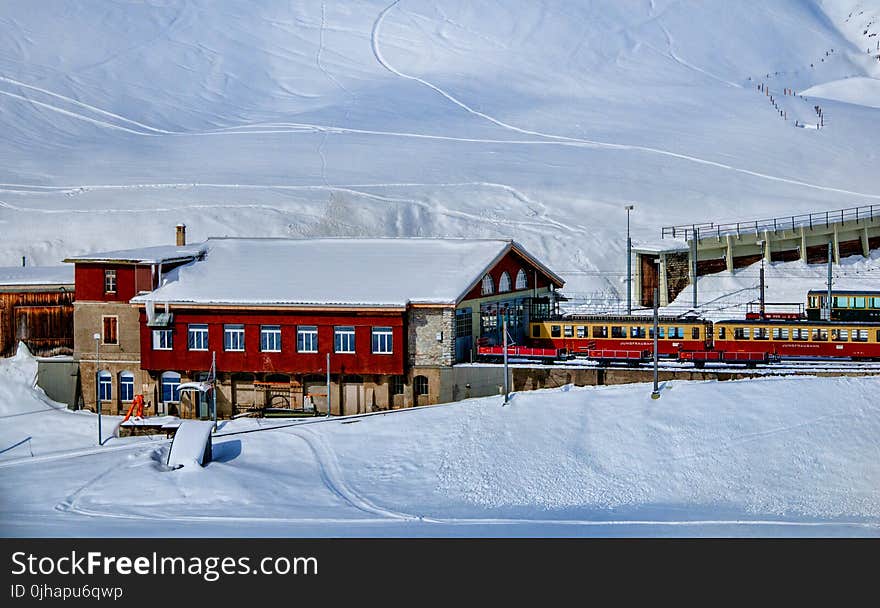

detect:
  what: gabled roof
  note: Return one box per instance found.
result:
[131,237,563,309]
[0,265,74,287]
[63,243,208,265]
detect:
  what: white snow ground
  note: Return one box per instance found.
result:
[1,345,878,537]
[0,0,878,294]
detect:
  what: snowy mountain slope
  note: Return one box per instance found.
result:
[1,0,878,293]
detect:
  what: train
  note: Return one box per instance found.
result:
[476,290,880,367]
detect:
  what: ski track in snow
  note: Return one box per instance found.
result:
[370,1,880,200]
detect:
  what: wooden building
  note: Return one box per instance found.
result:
[0,266,74,357]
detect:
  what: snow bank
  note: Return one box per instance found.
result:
[166,421,214,468]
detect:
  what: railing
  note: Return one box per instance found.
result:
[661,204,879,241]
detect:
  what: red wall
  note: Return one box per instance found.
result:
[140,309,405,376]
[462,249,558,301]
[75,264,153,301]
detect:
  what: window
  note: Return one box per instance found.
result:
[335,326,356,353]
[97,371,112,401]
[119,371,134,402]
[611,326,625,338]
[188,324,209,351]
[455,308,473,338]
[564,325,574,338]
[872,298,880,309]
[161,371,181,403]
[390,375,405,396]
[717,327,726,340]
[515,269,528,290]
[593,326,608,338]
[372,327,393,354]
[811,328,828,341]
[550,325,561,338]
[102,316,118,345]
[576,326,586,338]
[832,296,846,308]
[414,375,429,396]
[792,328,809,341]
[854,297,866,309]
[691,327,700,340]
[532,324,541,338]
[733,327,749,340]
[753,328,769,341]
[853,329,868,343]
[481,274,494,296]
[294,326,318,353]
[630,326,646,338]
[877,330,880,342]
[832,329,849,342]
[669,327,685,339]
[104,269,117,293]
[260,325,282,352]
[649,326,665,339]
[152,329,173,350]
[499,271,511,293]
[772,327,789,340]
[224,324,245,351]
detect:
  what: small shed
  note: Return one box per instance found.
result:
[0,266,75,357]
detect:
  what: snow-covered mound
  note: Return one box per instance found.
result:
[802,77,880,108]
[0,343,121,460]
[0,0,878,293]
[7,375,875,536]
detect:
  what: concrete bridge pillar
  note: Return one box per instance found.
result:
[658,253,669,307]
[725,235,734,272]
[862,227,871,257]
[799,227,807,262]
[832,225,841,264]
[762,230,772,262]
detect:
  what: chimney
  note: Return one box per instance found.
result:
[176,223,186,247]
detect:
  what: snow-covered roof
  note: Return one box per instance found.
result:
[64,243,208,265]
[632,238,689,254]
[132,237,562,308]
[0,266,74,287]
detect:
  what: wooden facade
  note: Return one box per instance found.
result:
[0,290,74,357]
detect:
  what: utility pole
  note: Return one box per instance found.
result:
[326,353,332,418]
[825,241,833,321]
[502,316,509,405]
[757,240,766,318]
[211,351,217,432]
[651,287,660,400]
[692,226,699,309]
[93,333,102,445]
[625,205,634,314]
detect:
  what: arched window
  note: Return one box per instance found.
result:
[414,375,429,396]
[161,371,181,403]
[119,371,134,402]
[498,271,511,293]
[515,269,528,290]
[481,274,494,296]
[97,371,112,401]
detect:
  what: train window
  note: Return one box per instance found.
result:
[792,328,808,341]
[668,327,684,339]
[852,330,868,342]
[551,325,561,338]
[772,327,789,340]
[564,325,574,338]
[811,328,828,341]
[630,327,646,338]
[576,326,586,338]
[691,327,700,340]
[753,328,769,340]
[593,326,608,338]
[610,326,624,338]
[532,325,541,338]
[717,327,726,339]
[872,298,880,308]
[832,296,846,308]
[649,326,665,339]
[733,327,749,340]
[832,329,848,342]
[877,330,880,342]
[853,297,866,309]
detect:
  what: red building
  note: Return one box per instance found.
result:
[71,235,564,418]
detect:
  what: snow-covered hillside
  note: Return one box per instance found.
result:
[1,0,879,293]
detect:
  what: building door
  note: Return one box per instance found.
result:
[640,254,659,307]
[342,375,363,415]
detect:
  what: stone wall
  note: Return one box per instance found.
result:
[407,307,455,367]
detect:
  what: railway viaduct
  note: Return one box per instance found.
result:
[633,204,880,307]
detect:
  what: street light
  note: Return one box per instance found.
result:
[756,240,766,319]
[651,259,661,400]
[93,332,102,445]
[625,204,634,314]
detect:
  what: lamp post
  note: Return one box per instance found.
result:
[757,240,766,319]
[625,204,634,314]
[651,287,660,400]
[93,332,102,445]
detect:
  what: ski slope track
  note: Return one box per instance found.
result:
[0,0,879,292]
